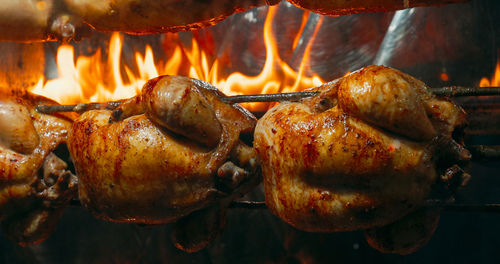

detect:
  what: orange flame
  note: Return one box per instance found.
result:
[30,6,324,110]
[479,59,500,87]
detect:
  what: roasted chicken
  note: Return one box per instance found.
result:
[68,75,259,252]
[63,0,279,34]
[0,0,276,42]
[0,0,468,42]
[254,65,469,252]
[0,0,91,42]
[287,0,469,16]
[0,91,76,246]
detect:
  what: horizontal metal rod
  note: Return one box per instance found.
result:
[229,201,268,209]
[441,203,500,213]
[431,86,500,97]
[469,145,500,160]
[35,86,500,114]
[221,86,500,103]
[219,91,320,103]
[230,201,500,213]
[36,101,124,114]
[69,199,500,213]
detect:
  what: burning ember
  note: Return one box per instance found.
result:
[30,6,324,111]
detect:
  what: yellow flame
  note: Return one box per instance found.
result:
[480,59,500,87]
[30,6,324,110]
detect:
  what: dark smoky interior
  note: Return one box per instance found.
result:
[1,0,499,263]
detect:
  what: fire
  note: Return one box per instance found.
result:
[479,59,500,87]
[30,6,324,111]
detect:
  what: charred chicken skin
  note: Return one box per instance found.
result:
[287,0,469,16]
[0,0,468,42]
[0,91,76,246]
[68,75,259,252]
[63,0,280,34]
[254,66,469,238]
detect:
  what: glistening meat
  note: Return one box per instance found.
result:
[68,75,259,252]
[0,91,76,246]
[254,65,470,254]
[0,0,468,41]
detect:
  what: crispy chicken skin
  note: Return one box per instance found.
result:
[0,0,468,42]
[68,76,258,226]
[0,0,90,42]
[63,0,279,34]
[69,76,259,251]
[0,91,76,245]
[288,0,469,16]
[254,65,468,233]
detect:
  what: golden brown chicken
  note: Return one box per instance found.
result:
[0,91,76,246]
[0,0,277,41]
[254,65,469,252]
[68,75,259,252]
[0,0,468,42]
[0,0,91,42]
[63,0,279,34]
[287,0,469,16]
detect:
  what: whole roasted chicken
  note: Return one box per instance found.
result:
[68,75,259,252]
[254,65,470,254]
[0,91,76,246]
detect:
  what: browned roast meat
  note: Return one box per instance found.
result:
[68,75,259,252]
[0,91,76,245]
[254,65,469,252]
[287,0,469,16]
[0,0,468,42]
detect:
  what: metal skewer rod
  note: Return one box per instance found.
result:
[431,86,500,97]
[229,201,500,213]
[220,86,500,103]
[441,203,500,213]
[468,145,500,160]
[220,91,320,103]
[35,101,124,114]
[35,86,500,114]
[69,199,500,213]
